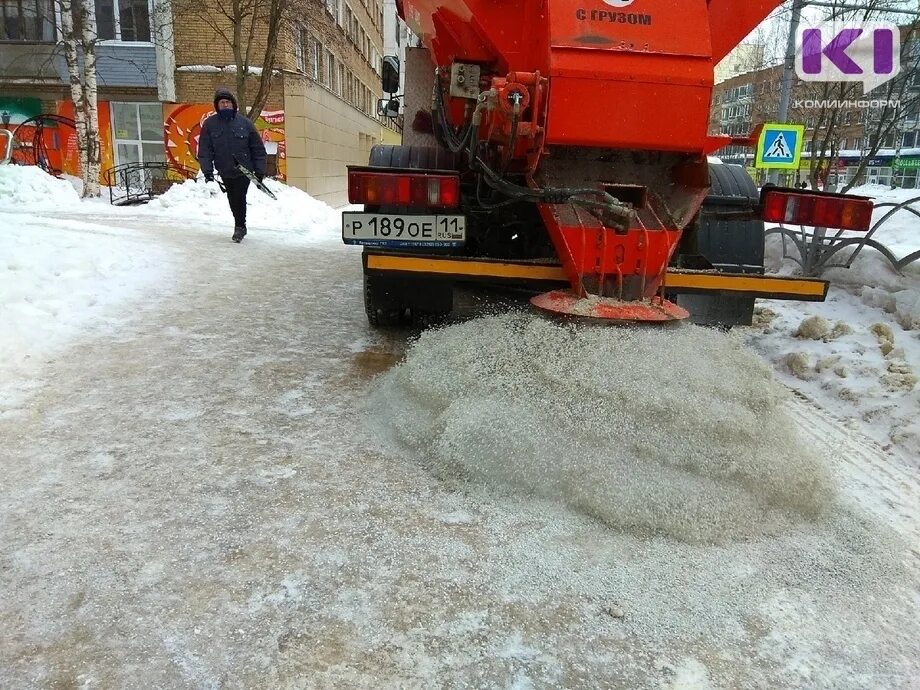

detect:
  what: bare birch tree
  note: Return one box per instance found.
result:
[56,0,101,197]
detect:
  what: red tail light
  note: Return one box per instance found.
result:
[761,189,873,232]
[348,169,460,209]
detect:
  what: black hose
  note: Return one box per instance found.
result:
[432,79,633,225]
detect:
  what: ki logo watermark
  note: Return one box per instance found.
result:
[796,22,900,94]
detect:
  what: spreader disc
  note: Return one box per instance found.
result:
[530,290,689,323]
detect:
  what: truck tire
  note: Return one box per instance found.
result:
[362,145,456,328]
[675,163,765,328]
[368,144,456,171]
[364,274,404,328]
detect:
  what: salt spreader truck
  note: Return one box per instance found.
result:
[342,0,874,326]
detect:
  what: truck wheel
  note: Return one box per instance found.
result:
[368,144,456,171]
[364,274,405,328]
[675,163,765,328]
[363,145,456,329]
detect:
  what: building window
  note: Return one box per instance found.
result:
[899,168,918,188]
[95,0,151,42]
[326,51,335,89]
[294,26,306,72]
[112,102,163,166]
[312,39,321,81]
[337,63,344,96]
[903,131,917,148]
[1,0,55,41]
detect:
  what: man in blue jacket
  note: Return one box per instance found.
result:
[197,88,267,243]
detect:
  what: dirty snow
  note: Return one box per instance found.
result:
[754,184,920,463]
[0,165,918,687]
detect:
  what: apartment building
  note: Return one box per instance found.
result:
[0,0,175,176]
[167,0,391,202]
[281,0,389,200]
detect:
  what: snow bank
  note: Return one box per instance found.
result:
[0,212,173,413]
[0,165,341,243]
[0,164,80,209]
[140,177,340,239]
[176,64,275,76]
[758,185,920,461]
[368,314,836,543]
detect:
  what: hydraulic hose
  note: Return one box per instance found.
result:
[433,78,635,228]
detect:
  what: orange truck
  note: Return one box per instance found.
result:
[343,0,872,326]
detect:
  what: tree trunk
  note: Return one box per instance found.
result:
[79,0,101,197]
[247,0,284,120]
[59,0,88,192]
[231,0,247,109]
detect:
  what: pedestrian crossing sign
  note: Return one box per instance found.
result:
[756,123,805,169]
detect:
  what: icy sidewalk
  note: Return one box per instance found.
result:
[0,212,178,416]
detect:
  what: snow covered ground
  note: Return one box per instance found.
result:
[0,165,918,687]
[750,183,920,465]
[0,168,178,415]
[0,166,338,403]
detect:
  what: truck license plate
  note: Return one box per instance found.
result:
[342,212,466,248]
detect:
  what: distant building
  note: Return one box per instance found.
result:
[710,36,920,190]
[715,44,765,84]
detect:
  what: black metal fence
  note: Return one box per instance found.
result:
[103,162,196,206]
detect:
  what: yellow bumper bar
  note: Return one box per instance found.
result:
[364,253,828,302]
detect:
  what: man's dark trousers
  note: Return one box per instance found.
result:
[224,176,251,230]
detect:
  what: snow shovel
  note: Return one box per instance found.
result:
[233,157,277,200]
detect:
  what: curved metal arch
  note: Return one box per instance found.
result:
[9,115,77,174]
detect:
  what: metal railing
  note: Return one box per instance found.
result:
[766,195,920,276]
[103,162,196,206]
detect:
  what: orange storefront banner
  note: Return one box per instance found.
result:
[55,100,115,182]
[163,104,286,180]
